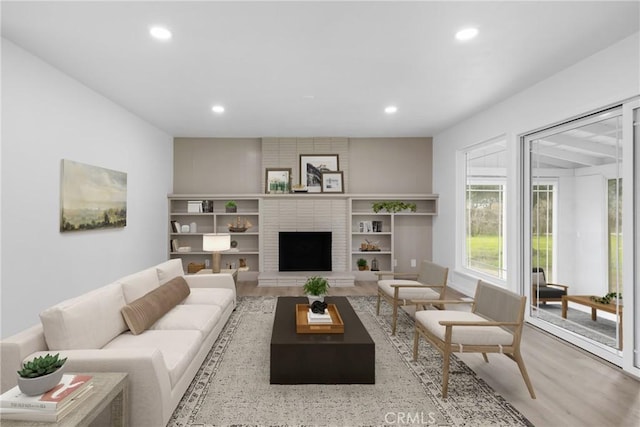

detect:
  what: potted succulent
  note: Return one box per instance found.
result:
[357,258,368,271]
[303,276,330,304]
[17,353,67,396]
[225,200,237,213]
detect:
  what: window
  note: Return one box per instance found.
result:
[532,183,556,280]
[462,138,507,280]
[608,178,622,293]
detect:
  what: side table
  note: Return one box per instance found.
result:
[1,372,128,427]
[195,268,239,284]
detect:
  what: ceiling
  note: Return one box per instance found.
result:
[2,1,638,138]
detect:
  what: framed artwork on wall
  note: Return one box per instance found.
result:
[321,171,344,193]
[299,154,339,193]
[265,168,291,194]
[60,159,127,232]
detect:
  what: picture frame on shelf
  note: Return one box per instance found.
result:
[359,221,373,233]
[265,168,292,194]
[321,171,344,193]
[187,201,203,213]
[299,154,339,193]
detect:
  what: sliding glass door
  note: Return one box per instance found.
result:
[524,107,625,357]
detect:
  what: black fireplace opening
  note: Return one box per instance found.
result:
[279,231,332,271]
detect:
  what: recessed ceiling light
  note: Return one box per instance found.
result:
[211,105,225,114]
[149,26,172,41]
[385,106,398,114]
[455,27,478,41]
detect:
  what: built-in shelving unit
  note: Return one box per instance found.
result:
[168,195,260,279]
[349,195,438,279]
[168,193,437,284]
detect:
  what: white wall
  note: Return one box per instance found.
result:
[1,39,174,337]
[433,32,640,296]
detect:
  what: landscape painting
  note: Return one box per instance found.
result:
[60,159,127,232]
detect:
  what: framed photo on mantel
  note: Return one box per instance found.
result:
[321,171,344,193]
[300,154,339,193]
[265,168,291,194]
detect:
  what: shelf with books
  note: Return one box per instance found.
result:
[168,196,261,278]
[349,195,437,278]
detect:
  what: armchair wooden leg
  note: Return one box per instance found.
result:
[482,353,489,363]
[513,351,536,399]
[392,300,398,335]
[376,293,381,315]
[442,326,453,398]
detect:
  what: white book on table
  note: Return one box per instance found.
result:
[307,309,332,324]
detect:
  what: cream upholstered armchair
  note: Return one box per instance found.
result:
[376,260,449,335]
[412,280,536,399]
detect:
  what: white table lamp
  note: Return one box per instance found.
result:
[203,233,231,273]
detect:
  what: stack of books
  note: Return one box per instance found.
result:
[307,308,333,324]
[0,374,94,422]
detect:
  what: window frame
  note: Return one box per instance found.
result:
[456,136,508,285]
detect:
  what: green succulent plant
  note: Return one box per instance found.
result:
[17,353,67,379]
[357,258,368,267]
[303,276,330,296]
[225,200,237,208]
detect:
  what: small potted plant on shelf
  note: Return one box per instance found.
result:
[371,201,417,213]
[357,258,368,271]
[17,353,67,396]
[303,276,330,304]
[225,200,237,213]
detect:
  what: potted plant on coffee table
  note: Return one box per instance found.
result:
[17,353,67,396]
[303,276,330,304]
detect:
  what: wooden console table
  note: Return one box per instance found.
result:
[561,295,623,349]
[1,372,128,426]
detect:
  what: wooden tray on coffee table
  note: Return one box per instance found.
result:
[295,304,344,334]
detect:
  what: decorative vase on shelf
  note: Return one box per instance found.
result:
[190,222,197,233]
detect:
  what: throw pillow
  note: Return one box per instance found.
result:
[121,276,190,335]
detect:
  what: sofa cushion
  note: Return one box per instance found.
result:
[181,288,235,311]
[156,259,185,284]
[121,277,190,335]
[119,268,160,304]
[40,282,127,350]
[103,330,201,387]
[415,310,514,346]
[378,280,441,301]
[150,304,221,335]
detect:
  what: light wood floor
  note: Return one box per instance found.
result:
[237,281,640,427]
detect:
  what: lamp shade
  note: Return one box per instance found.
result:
[203,233,231,252]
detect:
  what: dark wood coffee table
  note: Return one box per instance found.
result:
[270,296,375,384]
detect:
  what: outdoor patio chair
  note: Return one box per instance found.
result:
[531,267,568,305]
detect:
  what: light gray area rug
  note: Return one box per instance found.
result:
[535,304,618,348]
[169,296,532,427]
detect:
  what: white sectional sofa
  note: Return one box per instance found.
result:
[0,259,236,426]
